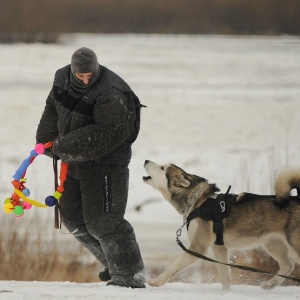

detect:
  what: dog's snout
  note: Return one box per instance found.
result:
[144,160,149,165]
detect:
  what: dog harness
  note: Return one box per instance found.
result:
[186,186,237,245]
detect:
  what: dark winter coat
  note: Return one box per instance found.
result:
[36,65,141,166]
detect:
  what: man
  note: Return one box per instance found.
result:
[36,47,146,288]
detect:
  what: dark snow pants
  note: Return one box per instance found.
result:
[59,163,145,287]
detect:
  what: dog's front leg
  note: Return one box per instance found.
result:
[147,252,199,287]
[211,244,231,290]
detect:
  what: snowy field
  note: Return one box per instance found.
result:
[0,34,300,298]
[0,280,299,300]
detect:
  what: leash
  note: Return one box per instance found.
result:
[53,157,60,229]
[53,157,66,230]
[176,222,300,284]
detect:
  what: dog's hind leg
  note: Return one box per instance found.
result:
[260,239,294,290]
[211,245,231,290]
[147,252,199,287]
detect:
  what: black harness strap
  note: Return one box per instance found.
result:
[176,237,300,284]
[186,186,235,245]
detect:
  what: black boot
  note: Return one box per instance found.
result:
[100,220,146,288]
[106,282,146,289]
[99,268,111,281]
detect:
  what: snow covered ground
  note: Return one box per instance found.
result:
[0,34,300,298]
[0,280,299,300]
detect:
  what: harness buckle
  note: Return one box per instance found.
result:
[176,219,187,239]
[176,228,182,238]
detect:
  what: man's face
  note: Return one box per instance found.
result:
[75,72,93,85]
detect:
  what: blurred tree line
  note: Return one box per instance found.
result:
[0,0,299,42]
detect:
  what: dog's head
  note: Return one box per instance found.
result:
[143,160,219,216]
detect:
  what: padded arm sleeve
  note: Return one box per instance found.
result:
[36,88,59,145]
[52,93,135,163]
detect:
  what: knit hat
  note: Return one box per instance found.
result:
[71,47,99,74]
[70,47,100,93]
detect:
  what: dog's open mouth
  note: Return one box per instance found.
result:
[143,176,151,181]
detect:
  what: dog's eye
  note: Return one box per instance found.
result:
[161,166,164,170]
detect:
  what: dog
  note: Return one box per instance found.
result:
[143,160,300,290]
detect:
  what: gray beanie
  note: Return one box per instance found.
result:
[71,47,99,74]
[70,47,101,93]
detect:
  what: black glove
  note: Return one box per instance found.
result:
[43,148,61,160]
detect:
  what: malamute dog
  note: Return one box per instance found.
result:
[143,160,300,290]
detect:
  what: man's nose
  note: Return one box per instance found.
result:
[83,77,89,84]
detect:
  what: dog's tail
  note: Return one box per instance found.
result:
[274,169,300,205]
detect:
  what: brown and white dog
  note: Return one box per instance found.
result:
[143,160,300,290]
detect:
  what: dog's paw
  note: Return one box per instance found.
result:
[260,281,277,290]
[147,278,164,287]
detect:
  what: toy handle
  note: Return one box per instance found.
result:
[12,143,51,181]
[34,143,45,155]
[13,150,38,180]
[57,161,68,193]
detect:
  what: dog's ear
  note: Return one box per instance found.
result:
[176,175,191,187]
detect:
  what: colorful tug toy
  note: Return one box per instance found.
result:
[3,142,68,217]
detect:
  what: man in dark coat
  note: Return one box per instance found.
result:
[36,47,146,288]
